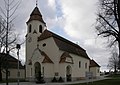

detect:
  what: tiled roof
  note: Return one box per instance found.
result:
[0,53,25,69]
[38,30,90,59]
[41,51,54,63]
[90,59,100,67]
[27,7,46,24]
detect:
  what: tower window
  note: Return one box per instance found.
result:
[79,61,81,68]
[29,24,32,33]
[85,63,87,69]
[39,25,42,33]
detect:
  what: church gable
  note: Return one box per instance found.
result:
[28,47,53,65]
[59,52,74,64]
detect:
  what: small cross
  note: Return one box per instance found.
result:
[36,0,38,7]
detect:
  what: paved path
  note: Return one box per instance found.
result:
[0,76,109,85]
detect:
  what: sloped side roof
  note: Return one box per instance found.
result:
[59,52,73,64]
[0,53,24,69]
[90,59,100,67]
[41,51,54,63]
[27,7,46,24]
[30,47,53,64]
[38,30,90,59]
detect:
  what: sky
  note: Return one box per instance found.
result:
[0,0,112,72]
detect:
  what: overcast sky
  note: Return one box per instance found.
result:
[0,0,111,71]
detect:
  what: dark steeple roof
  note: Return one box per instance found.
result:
[27,7,46,25]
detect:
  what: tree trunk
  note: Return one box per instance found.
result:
[0,67,2,81]
[118,40,120,69]
[114,64,117,74]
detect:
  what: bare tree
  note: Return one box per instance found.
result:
[108,50,119,73]
[0,0,21,83]
[96,0,120,68]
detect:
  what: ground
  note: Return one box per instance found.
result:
[0,74,120,85]
[0,76,106,85]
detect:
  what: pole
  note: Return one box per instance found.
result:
[16,44,20,85]
[17,49,19,85]
[5,0,10,85]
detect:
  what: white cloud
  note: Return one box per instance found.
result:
[48,0,56,9]
[60,0,98,40]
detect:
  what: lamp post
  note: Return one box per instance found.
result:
[16,44,20,85]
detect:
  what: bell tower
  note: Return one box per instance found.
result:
[26,3,46,79]
[26,6,46,35]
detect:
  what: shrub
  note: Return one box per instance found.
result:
[51,77,57,82]
[58,77,64,82]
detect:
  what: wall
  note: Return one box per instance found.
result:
[58,50,90,81]
[90,67,100,78]
[26,20,46,79]
[2,69,25,80]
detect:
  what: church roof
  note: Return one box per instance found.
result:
[41,51,54,63]
[90,59,100,67]
[0,53,25,69]
[27,7,46,25]
[38,30,90,59]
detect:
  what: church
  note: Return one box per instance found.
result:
[25,6,100,82]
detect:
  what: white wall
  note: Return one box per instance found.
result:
[90,67,100,77]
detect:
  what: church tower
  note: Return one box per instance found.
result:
[26,5,46,79]
[26,6,46,35]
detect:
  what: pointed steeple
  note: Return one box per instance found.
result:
[27,7,46,25]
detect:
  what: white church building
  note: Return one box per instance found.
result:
[25,6,100,82]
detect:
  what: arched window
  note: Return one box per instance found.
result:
[29,24,32,33]
[39,25,42,33]
[79,61,81,68]
[85,63,87,69]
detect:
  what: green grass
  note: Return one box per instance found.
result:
[68,78,120,85]
[0,79,27,83]
[68,74,120,85]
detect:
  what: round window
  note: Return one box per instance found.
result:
[42,43,46,47]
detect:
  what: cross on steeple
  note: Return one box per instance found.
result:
[36,0,38,7]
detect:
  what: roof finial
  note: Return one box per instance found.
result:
[36,0,38,7]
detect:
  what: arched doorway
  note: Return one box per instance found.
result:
[66,65,72,81]
[34,62,41,80]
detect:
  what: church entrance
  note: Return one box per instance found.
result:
[34,62,41,80]
[66,65,72,81]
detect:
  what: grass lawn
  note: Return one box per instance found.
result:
[68,74,120,85]
[0,79,27,83]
